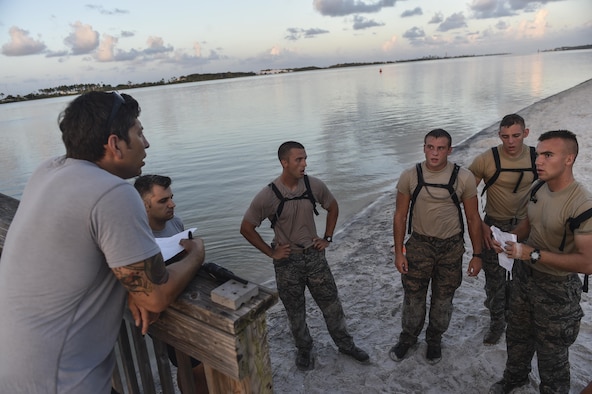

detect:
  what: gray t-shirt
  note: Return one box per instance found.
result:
[0,156,160,394]
[152,215,185,238]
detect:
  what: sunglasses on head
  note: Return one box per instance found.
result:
[106,91,125,134]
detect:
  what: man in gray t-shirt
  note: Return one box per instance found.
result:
[134,174,185,238]
[0,92,205,394]
[134,174,208,394]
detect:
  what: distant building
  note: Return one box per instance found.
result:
[257,69,292,75]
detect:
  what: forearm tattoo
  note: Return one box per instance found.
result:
[113,254,169,294]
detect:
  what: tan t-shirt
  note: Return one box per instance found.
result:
[468,145,537,221]
[398,161,477,239]
[243,175,334,249]
[527,180,592,276]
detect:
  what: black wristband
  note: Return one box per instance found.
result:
[472,253,483,258]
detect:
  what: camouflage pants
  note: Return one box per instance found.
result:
[399,232,464,346]
[482,216,518,326]
[503,262,583,394]
[273,248,354,351]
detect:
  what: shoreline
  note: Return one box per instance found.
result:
[265,79,592,393]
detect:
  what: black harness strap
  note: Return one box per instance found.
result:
[565,208,592,293]
[481,146,538,196]
[528,179,546,203]
[269,174,319,228]
[408,163,464,237]
[530,180,591,292]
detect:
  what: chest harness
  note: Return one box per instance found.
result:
[268,174,319,229]
[408,163,464,237]
[481,146,538,196]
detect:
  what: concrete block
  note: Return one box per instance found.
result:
[210,281,259,310]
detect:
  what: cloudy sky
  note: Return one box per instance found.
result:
[1,0,590,95]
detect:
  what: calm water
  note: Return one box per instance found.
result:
[1,50,591,283]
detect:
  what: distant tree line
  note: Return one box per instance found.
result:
[2,44,589,105]
[0,72,256,104]
[541,44,592,52]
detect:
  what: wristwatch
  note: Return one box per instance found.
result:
[530,249,541,264]
[324,235,333,243]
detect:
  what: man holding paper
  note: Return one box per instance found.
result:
[490,130,592,394]
[134,174,185,238]
[134,174,208,394]
[468,114,537,345]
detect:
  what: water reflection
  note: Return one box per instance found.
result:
[1,50,591,283]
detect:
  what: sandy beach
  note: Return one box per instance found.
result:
[264,79,592,394]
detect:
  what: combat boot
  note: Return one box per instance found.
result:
[489,378,529,393]
[295,348,314,371]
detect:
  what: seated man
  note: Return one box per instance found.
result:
[134,174,208,394]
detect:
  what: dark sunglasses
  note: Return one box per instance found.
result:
[106,91,125,134]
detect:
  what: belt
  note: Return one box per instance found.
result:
[484,215,519,226]
[519,263,571,282]
[291,246,317,255]
[411,232,462,244]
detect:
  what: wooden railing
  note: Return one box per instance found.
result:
[0,193,278,393]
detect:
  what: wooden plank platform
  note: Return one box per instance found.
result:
[0,193,19,251]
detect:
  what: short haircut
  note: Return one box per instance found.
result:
[539,130,579,158]
[499,114,526,131]
[424,128,452,147]
[278,141,305,161]
[59,91,141,162]
[134,175,172,198]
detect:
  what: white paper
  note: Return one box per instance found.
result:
[490,225,517,276]
[155,228,197,262]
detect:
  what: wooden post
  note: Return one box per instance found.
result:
[148,273,277,393]
[0,193,19,253]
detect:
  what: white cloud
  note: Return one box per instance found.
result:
[438,13,468,32]
[515,8,549,39]
[64,21,99,55]
[285,27,330,40]
[352,15,384,30]
[85,4,129,16]
[403,26,426,40]
[401,7,423,18]
[429,12,444,24]
[1,26,46,56]
[193,42,202,57]
[95,34,117,62]
[313,0,398,16]
[382,35,398,51]
[144,36,174,55]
